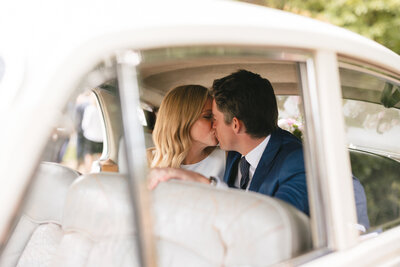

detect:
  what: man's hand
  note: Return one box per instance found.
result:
[148,167,210,190]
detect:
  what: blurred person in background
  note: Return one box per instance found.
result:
[81,94,104,173]
[74,92,91,170]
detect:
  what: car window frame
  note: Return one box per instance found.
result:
[338,57,400,233]
[116,46,362,265]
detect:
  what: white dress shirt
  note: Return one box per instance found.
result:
[181,148,226,179]
[234,135,271,190]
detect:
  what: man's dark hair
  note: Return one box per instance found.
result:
[211,69,278,138]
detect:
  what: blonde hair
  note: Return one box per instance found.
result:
[149,85,211,168]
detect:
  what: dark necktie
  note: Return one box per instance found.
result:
[239,157,250,189]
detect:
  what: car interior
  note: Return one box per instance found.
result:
[1,47,400,266]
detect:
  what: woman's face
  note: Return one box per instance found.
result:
[190,98,218,148]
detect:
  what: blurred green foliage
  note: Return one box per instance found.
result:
[350,150,400,231]
[241,0,400,54]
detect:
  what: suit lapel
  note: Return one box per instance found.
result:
[223,151,241,187]
[248,129,283,192]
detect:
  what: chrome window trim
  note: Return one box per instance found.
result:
[338,57,400,86]
[91,90,109,162]
[140,45,313,64]
[75,60,118,163]
[349,146,400,162]
[299,61,328,249]
[117,51,156,267]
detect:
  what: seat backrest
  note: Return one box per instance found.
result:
[51,173,138,267]
[0,162,79,267]
[153,181,312,266]
[50,173,311,267]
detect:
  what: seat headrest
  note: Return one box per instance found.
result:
[23,162,80,223]
[62,173,134,238]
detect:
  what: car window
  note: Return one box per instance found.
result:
[40,90,105,174]
[0,77,140,267]
[339,64,400,232]
[277,95,304,140]
[39,79,153,174]
[341,68,400,157]
[349,149,400,231]
[132,46,330,264]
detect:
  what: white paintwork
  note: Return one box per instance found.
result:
[1,0,398,105]
[303,226,400,267]
[312,51,358,249]
[0,0,399,265]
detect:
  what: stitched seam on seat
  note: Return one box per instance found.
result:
[22,214,62,226]
[212,224,227,266]
[62,228,136,243]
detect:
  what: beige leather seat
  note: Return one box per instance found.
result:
[0,162,80,267]
[51,173,138,267]
[154,181,312,266]
[47,173,311,267]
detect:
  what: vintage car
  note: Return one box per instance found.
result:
[0,0,399,266]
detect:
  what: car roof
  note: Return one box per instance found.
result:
[1,0,399,111]
[1,0,399,69]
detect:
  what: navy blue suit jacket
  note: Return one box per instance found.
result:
[223,128,309,215]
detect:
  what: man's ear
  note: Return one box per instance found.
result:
[232,117,245,134]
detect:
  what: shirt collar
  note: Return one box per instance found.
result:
[244,135,270,170]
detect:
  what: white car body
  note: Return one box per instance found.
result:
[0,0,399,266]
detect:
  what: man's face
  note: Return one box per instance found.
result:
[212,100,235,151]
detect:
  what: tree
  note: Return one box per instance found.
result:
[241,0,400,54]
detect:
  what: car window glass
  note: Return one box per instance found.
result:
[339,66,400,233]
[40,90,105,174]
[349,149,400,231]
[277,95,304,140]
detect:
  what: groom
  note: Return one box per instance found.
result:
[149,69,309,215]
[211,69,309,214]
[209,69,368,227]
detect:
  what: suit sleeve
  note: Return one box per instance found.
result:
[352,176,369,229]
[274,148,309,216]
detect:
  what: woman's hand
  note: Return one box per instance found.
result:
[147,167,210,190]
